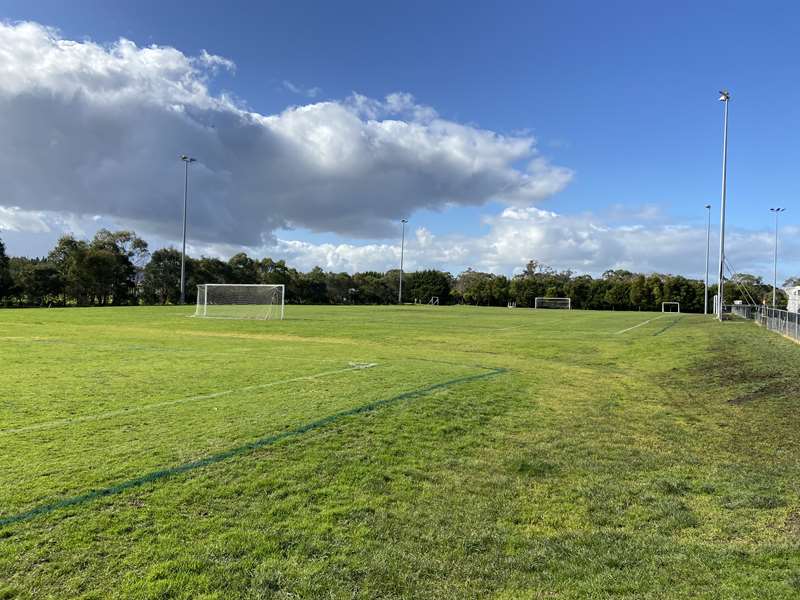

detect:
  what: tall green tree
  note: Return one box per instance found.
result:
[0,238,11,303]
[406,269,452,303]
[325,272,354,303]
[9,258,63,306]
[228,252,259,284]
[89,230,149,305]
[48,235,91,305]
[190,257,231,290]
[141,248,183,305]
[299,267,328,304]
[352,271,394,304]
[454,270,507,306]
[728,273,784,307]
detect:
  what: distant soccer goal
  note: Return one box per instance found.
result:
[428,296,439,305]
[195,284,285,320]
[534,297,571,310]
[507,301,516,309]
[662,302,680,313]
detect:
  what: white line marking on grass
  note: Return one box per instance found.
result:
[615,315,667,335]
[0,363,378,436]
[494,324,532,331]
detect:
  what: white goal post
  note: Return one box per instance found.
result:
[534,297,571,310]
[428,296,439,305]
[662,302,680,313]
[194,284,285,320]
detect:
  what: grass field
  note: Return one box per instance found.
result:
[1,305,800,599]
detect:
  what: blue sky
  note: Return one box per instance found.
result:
[1,1,799,280]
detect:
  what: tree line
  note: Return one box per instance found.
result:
[0,230,790,311]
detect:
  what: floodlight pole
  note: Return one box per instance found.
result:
[770,207,785,307]
[179,155,197,305]
[398,218,408,304]
[716,90,730,320]
[704,204,711,315]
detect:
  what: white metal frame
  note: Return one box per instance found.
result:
[758,305,800,341]
[194,283,285,320]
[726,304,800,343]
[534,297,571,310]
[661,301,680,313]
[428,296,439,305]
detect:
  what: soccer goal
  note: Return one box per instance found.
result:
[662,302,680,313]
[428,296,440,305]
[195,284,285,320]
[534,297,571,310]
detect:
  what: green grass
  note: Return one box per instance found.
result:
[1,305,799,598]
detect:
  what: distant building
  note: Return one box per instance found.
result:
[786,286,800,313]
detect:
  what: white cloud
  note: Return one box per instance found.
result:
[198,50,235,73]
[0,206,51,233]
[236,210,800,281]
[282,80,321,98]
[0,21,571,248]
[3,202,796,282]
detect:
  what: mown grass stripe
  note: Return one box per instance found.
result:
[0,363,378,436]
[652,315,683,336]
[0,366,506,527]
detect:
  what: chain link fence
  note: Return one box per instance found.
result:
[724,304,800,343]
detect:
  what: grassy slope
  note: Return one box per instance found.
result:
[0,306,798,598]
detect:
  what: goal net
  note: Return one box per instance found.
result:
[534,297,571,310]
[195,284,285,320]
[662,302,680,313]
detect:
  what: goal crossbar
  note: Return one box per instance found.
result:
[195,284,285,320]
[662,302,680,313]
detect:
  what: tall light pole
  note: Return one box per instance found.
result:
[716,90,730,320]
[704,204,711,315]
[770,207,785,307]
[179,155,196,305]
[398,218,408,304]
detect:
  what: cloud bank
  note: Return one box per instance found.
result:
[3,203,796,281]
[189,207,799,280]
[0,21,572,247]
